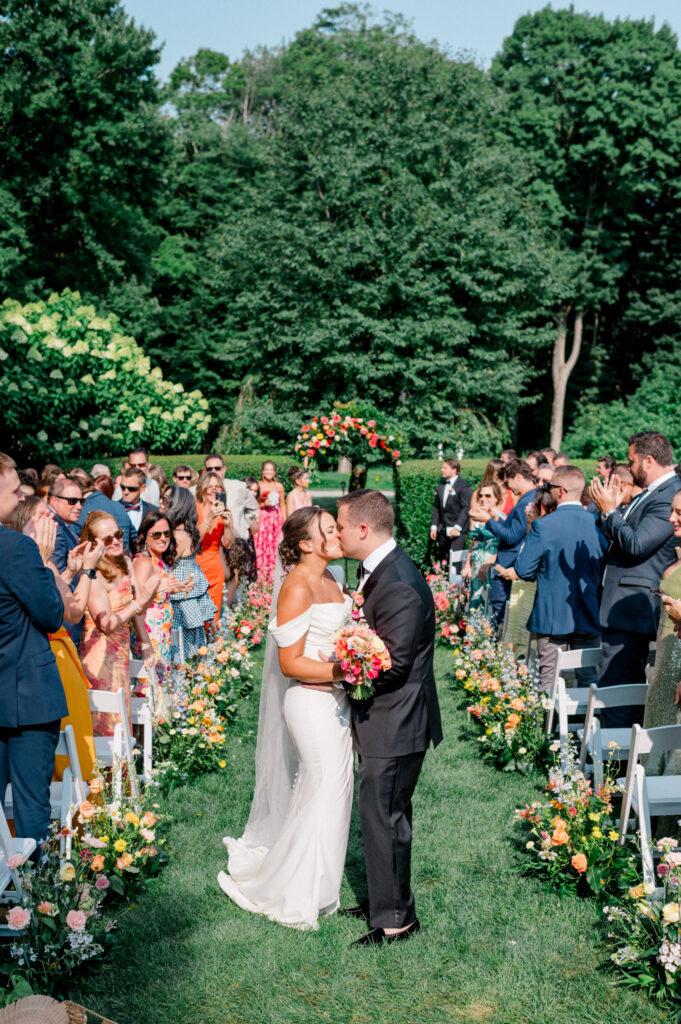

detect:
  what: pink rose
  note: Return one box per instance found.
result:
[139,827,155,842]
[83,833,108,849]
[7,854,25,869]
[7,906,31,930]
[66,910,87,931]
[95,875,110,891]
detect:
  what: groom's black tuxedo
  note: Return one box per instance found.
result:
[350,544,442,932]
[352,546,442,755]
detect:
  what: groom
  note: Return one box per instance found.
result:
[335,489,442,947]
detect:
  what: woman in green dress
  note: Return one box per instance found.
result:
[462,481,506,610]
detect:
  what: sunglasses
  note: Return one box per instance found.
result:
[149,530,171,539]
[120,484,141,492]
[50,494,83,506]
[206,465,222,472]
[100,529,124,546]
[175,474,192,481]
[129,463,147,469]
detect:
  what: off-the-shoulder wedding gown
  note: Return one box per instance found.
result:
[219,593,353,930]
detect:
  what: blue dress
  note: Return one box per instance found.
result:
[168,557,216,662]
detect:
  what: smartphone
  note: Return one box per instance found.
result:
[215,491,227,507]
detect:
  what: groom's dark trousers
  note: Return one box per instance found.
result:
[352,545,442,931]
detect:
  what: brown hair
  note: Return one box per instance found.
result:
[94,474,115,499]
[287,464,307,485]
[4,495,45,533]
[475,480,503,506]
[121,466,146,488]
[481,459,504,485]
[629,430,674,467]
[279,506,327,568]
[196,473,223,503]
[80,510,128,582]
[502,459,534,483]
[68,468,94,493]
[0,453,17,477]
[261,460,278,479]
[336,489,394,535]
[443,458,460,472]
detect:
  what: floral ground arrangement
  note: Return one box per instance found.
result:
[425,561,467,649]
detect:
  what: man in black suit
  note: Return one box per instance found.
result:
[430,458,472,563]
[336,490,442,948]
[0,452,67,843]
[118,468,155,548]
[590,431,681,726]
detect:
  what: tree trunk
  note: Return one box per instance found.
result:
[550,307,583,451]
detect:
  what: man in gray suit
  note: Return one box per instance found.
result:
[590,431,681,726]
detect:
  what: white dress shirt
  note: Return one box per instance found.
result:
[357,537,397,592]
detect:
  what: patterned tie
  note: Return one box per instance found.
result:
[125,504,141,512]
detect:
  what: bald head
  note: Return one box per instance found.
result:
[552,465,585,500]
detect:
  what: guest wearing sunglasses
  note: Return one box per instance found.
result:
[117,467,156,547]
[78,511,160,736]
[131,511,193,688]
[47,478,84,574]
[173,464,196,495]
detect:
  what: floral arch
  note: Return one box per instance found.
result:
[294,413,401,465]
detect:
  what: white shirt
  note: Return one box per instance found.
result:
[442,475,457,502]
[125,505,144,534]
[357,537,397,591]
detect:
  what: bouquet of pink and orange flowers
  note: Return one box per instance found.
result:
[334,621,391,700]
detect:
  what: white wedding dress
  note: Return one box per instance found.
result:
[219,588,354,930]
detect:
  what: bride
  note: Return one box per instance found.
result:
[218,506,354,929]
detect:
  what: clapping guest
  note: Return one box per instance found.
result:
[0,453,66,844]
[78,511,159,736]
[131,511,193,688]
[47,478,84,573]
[461,481,505,610]
[117,467,155,547]
[196,473,234,623]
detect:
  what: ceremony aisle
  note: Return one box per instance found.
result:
[76,650,662,1024]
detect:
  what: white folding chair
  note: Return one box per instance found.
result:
[0,803,35,937]
[618,723,681,888]
[130,696,154,786]
[3,724,87,858]
[449,549,465,584]
[170,626,185,665]
[88,689,139,802]
[578,683,649,789]
[544,646,602,736]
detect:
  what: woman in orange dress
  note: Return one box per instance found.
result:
[78,512,159,737]
[196,473,234,624]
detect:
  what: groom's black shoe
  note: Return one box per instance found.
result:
[338,901,369,920]
[351,919,420,948]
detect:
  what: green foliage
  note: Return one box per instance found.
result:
[0,290,210,462]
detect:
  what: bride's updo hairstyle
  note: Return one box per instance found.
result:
[279,506,328,568]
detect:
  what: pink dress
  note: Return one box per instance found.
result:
[80,577,133,737]
[255,487,284,581]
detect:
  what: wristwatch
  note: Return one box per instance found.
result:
[82,568,98,579]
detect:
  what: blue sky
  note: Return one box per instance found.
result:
[122,1,681,80]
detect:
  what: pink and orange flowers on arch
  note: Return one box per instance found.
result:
[294,412,402,465]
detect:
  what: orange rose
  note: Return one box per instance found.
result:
[571,852,588,874]
[510,698,525,712]
[79,800,97,819]
[551,816,567,829]
[551,828,570,846]
[206,682,219,695]
[117,853,133,870]
[88,777,104,795]
[505,713,521,729]
[90,855,105,872]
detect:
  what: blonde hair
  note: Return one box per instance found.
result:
[196,473,223,503]
[80,510,127,582]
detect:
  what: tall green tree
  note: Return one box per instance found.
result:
[0,0,170,309]
[195,7,556,454]
[491,6,681,449]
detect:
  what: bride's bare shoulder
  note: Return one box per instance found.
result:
[277,570,314,625]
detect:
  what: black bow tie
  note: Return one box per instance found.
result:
[125,504,141,512]
[356,563,368,583]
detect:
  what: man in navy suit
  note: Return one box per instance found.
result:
[499,465,607,691]
[590,431,681,726]
[470,459,536,627]
[429,458,472,563]
[117,468,155,547]
[0,453,67,843]
[47,478,83,573]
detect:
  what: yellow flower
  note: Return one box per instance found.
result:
[218,760,227,768]
[592,828,603,839]
[588,813,601,822]
[59,863,76,882]
[124,812,139,827]
[113,839,127,853]
[629,884,647,899]
[663,903,681,924]
[100,835,109,844]
[608,831,619,841]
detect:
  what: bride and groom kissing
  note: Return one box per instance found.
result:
[218,489,442,947]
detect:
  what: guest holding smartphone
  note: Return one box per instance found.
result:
[196,473,234,624]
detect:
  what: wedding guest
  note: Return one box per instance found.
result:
[91,463,111,479]
[47,478,84,573]
[196,473,234,623]
[173,464,194,489]
[535,464,554,486]
[525,452,549,480]
[554,452,570,467]
[590,430,681,726]
[541,447,557,465]
[148,463,169,498]
[18,470,37,496]
[112,448,160,506]
[203,455,259,543]
[597,454,617,484]
[430,458,472,563]
[0,453,66,844]
[131,511,192,689]
[527,483,558,523]
[461,480,505,610]
[255,461,286,579]
[498,466,606,691]
[286,466,312,516]
[500,449,518,464]
[224,538,254,608]
[118,467,155,547]
[77,472,130,551]
[470,459,536,627]
[79,511,159,736]
[94,474,115,500]
[167,502,216,662]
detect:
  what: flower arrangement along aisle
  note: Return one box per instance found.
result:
[450,611,550,772]
[514,744,639,899]
[604,837,681,1012]
[153,634,254,792]
[425,560,466,648]
[227,576,272,647]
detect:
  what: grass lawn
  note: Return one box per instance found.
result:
[312,467,394,491]
[76,651,666,1024]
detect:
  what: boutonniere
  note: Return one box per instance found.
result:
[351,591,365,621]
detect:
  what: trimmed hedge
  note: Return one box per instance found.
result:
[63,453,299,482]
[394,458,599,566]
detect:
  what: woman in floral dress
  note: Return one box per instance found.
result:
[131,511,193,691]
[462,481,506,610]
[79,511,159,736]
[255,460,286,580]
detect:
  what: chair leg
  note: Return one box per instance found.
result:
[636,767,656,887]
